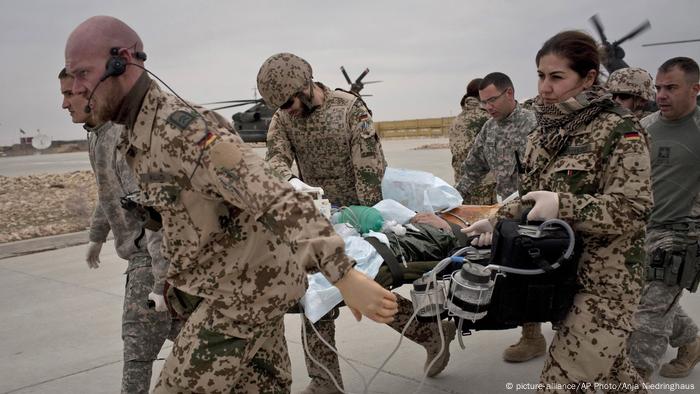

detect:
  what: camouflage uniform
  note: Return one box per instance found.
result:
[87,121,180,394]
[455,103,536,202]
[115,73,358,393]
[265,81,450,388]
[497,89,652,392]
[447,96,495,204]
[628,108,700,374]
[266,83,385,207]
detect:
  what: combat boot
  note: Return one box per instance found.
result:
[297,378,343,394]
[659,336,700,378]
[423,321,457,377]
[502,322,546,362]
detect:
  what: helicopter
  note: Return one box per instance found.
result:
[206,67,381,143]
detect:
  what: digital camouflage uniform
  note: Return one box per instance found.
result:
[455,103,536,202]
[447,96,495,204]
[116,73,358,393]
[265,83,451,389]
[266,83,385,207]
[497,89,652,392]
[628,108,700,374]
[87,121,180,394]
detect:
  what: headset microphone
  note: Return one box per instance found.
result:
[84,48,131,114]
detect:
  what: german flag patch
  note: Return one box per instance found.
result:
[198,132,218,147]
[623,131,641,141]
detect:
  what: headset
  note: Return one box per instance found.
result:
[84,47,147,113]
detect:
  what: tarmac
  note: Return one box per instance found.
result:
[1,138,699,393]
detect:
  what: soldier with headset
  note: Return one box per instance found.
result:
[64,16,398,393]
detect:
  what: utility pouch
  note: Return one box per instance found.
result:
[680,242,700,292]
[164,282,203,319]
[120,193,163,231]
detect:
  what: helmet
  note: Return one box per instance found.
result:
[606,67,655,102]
[256,53,313,109]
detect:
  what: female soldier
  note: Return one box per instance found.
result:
[465,31,652,391]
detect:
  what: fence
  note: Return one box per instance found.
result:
[375,116,455,139]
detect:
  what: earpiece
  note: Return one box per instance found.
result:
[101,47,127,81]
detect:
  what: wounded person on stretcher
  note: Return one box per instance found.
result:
[369,212,474,289]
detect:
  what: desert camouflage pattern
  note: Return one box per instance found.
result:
[606,67,656,102]
[155,306,290,393]
[455,103,535,201]
[266,84,386,207]
[448,97,495,204]
[497,92,652,390]
[118,78,355,392]
[257,52,313,109]
[87,121,180,393]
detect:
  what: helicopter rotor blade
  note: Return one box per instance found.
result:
[642,38,700,47]
[360,94,373,97]
[210,102,261,111]
[613,20,651,46]
[589,14,608,43]
[356,68,370,83]
[202,99,261,105]
[340,66,352,85]
[362,80,382,84]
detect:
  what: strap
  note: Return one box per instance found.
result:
[365,236,404,289]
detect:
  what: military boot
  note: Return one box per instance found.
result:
[659,336,700,378]
[387,295,457,377]
[502,322,546,362]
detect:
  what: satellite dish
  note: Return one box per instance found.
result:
[32,133,52,150]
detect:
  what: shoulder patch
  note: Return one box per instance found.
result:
[167,110,196,131]
[623,131,641,141]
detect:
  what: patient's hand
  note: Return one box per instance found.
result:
[410,212,453,233]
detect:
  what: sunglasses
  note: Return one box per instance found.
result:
[612,93,633,101]
[280,92,302,110]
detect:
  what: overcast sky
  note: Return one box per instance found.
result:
[1,0,698,146]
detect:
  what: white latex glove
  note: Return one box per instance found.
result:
[522,191,559,221]
[289,177,313,191]
[148,292,168,312]
[85,241,103,269]
[461,218,494,247]
[335,269,398,323]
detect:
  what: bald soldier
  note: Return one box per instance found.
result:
[65,16,398,393]
[259,53,456,394]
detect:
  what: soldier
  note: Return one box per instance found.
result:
[456,72,541,363]
[64,16,398,393]
[465,31,652,392]
[447,78,495,204]
[628,57,700,381]
[258,53,455,394]
[605,67,656,120]
[59,68,180,394]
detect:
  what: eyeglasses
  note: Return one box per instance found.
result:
[479,89,508,106]
[612,93,633,101]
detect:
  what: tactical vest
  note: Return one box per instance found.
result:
[285,89,361,206]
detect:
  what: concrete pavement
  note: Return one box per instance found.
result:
[0,240,698,393]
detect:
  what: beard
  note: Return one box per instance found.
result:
[92,78,124,124]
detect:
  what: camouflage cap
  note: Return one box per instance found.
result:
[256,53,313,109]
[606,67,655,102]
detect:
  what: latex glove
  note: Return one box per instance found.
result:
[522,191,559,221]
[85,241,103,269]
[289,177,313,191]
[335,269,398,323]
[147,292,168,312]
[461,218,494,247]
